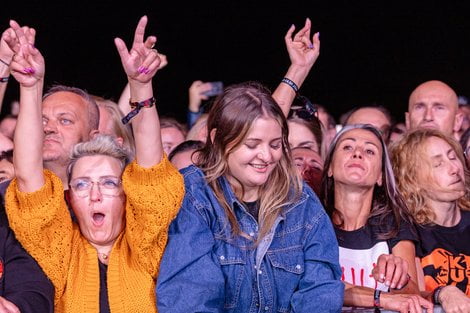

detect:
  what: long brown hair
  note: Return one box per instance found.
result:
[196,81,302,241]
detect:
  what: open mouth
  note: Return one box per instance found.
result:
[92,212,106,226]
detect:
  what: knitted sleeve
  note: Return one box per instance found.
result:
[5,170,73,300]
[122,156,184,277]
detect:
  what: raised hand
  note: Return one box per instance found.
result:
[189,80,212,112]
[285,18,320,70]
[114,15,160,83]
[6,20,44,87]
[1,24,35,65]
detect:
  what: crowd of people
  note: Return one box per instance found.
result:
[0,14,468,313]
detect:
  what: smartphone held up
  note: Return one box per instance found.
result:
[202,81,224,97]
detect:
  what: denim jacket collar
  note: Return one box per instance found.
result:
[217,173,306,217]
[217,174,311,269]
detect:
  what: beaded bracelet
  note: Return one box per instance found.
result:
[121,96,156,124]
[281,77,299,93]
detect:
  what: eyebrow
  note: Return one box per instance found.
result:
[246,137,282,142]
[431,148,455,159]
[57,112,76,118]
[413,101,447,107]
[42,112,77,119]
[71,175,120,180]
[340,137,380,149]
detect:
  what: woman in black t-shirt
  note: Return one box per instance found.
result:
[321,124,432,312]
[392,128,470,312]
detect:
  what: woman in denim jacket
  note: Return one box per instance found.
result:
[157,21,344,312]
[158,17,349,307]
[157,79,343,312]
[157,19,343,313]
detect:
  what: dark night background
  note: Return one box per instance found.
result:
[1,1,469,125]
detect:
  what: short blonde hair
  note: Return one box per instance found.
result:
[391,129,470,225]
[67,135,131,183]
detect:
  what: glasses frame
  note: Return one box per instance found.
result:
[69,176,123,198]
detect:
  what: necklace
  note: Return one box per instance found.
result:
[101,253,108,260]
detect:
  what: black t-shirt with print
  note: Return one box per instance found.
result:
[335,214,417,290]
[415,210,470,295]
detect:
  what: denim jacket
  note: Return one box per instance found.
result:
[157,166,344,313]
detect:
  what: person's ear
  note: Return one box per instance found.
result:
[90,129,100,139]
[377,173,383,187]
[405,112,410,130]
[210,128,217,143]
[453,112,464,133]
[114,137,124,147]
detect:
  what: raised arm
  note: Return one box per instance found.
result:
[115,15,164,166]
[187,80,213,128]
[7,20,44,192]
[117,52,167,116]
[0,29,14,111]
[272,18,320,117]
[0,25,36,122]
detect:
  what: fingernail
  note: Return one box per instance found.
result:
[397,285,402,289]
[144,69,150,74]
[385,280,390,286]
[380,274,385,280]
[138,66,144,73]
[308,43,314,49]
[23,68,29,74]
[391,283,396,289]
[29,67,36,74]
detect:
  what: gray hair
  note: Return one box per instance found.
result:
[66,134,131,182]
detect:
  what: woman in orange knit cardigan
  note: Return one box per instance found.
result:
[4,16,184,313]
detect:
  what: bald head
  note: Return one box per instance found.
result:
[406,80,461,136]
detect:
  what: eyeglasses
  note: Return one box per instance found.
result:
[288,95,318,121]
[69,176,122,198]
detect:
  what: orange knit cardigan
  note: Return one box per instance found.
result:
[6,157,184,313]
